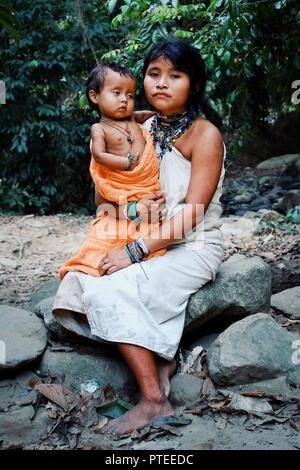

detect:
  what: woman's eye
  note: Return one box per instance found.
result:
[149,72,158,77]
[171,74,180,79]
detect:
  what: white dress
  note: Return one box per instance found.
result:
[52,119,226,360]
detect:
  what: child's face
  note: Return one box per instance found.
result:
[90,70,136,119]
[144,57,191,116]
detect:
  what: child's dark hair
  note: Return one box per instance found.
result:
[86,63,136,110]
[142,38,207,120]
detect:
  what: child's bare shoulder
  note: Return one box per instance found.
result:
[91,123,105,139]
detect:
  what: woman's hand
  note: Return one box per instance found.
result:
[134,110,155,124]
[137,192,167,224]
[98,248,132,275]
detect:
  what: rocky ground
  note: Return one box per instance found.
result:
[0,153,300,450]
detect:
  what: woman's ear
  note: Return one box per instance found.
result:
[89,89,98,104]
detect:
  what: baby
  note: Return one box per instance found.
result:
[59,63,165,280]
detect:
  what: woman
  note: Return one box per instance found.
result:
[53,38,226,437]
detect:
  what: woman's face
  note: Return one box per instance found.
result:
[143,57,191,116]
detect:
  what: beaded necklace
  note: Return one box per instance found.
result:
[149,112,193,160]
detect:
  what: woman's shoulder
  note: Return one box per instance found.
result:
[191,117,223,145]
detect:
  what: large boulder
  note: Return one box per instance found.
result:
[38,348,133,393]
[26,278,59,312]
[207,313,298,385]
[185,255,272,333]
[271,286,300,319]
[256,153,300,170]
[0,306,48,372]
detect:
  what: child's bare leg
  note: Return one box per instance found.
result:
[105,343,174,437]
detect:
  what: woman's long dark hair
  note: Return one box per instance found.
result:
[143,37,222,129]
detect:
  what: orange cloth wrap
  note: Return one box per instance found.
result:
[59,125,166,280]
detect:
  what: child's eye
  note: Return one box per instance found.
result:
[171,74,180,79]
[149,72,158,78]
[128,94,134,99]
[113,91,120,95]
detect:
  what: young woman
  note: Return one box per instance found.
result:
[53,38,226,437]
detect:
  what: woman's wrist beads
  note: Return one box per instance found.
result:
[124,240,149,264]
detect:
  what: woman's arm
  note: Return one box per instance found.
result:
[91,124,139,171]
[143,124,224,253]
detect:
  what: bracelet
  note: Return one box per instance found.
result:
[127,201,140,225]
[124,240,148,264]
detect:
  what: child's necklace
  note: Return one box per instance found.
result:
[149,112,193,160]
[100,119,135,143]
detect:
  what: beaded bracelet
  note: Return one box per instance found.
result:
[124,240,149,264]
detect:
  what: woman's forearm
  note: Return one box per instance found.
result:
[142,203,204,253]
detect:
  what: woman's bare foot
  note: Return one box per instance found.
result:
[156,358,177,397]
[105,395,174,437]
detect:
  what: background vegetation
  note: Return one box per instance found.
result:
[0,0,299,214]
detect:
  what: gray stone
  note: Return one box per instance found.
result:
[271,286,300,319]
[169,373,204,406]
[234,192,254,204]
[287,367,300,387]
[189,333,219,351]
[220,376,292,397]
[274,189,300,213]
[0,306,48,372]
[39,348,133,393]
[26,278,59,312]
[34,296,73,338]
[256,154,300,170]
[0,406,51,448]
[185,255,272,333]
[207,313,297,385]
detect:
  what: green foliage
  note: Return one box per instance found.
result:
[104,0,299,135]
[0,0,122,214]
[0,0,18,40]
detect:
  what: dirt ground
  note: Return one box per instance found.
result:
[0,213,299,309]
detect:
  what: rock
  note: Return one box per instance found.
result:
[220,376,292,397]
[34,296,73,339]
[271,255,300,293]
[273,189,300,214]
[0,306,48,372]
[207,313,297,385]
[0,256,20,269]
[185,255,272,333]
[169,373,204,406]
[26,278,60,312]
[287,367,300,387]
[233,192,254,204]
[249,196,272,210]
[271,286,300,319]
[0,406,51,448]
[38,348,133,393]
[221,216,261,239]
[256,154,300,170]
[189,333,219,351]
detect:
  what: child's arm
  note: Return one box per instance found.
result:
[91,124,139,171]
